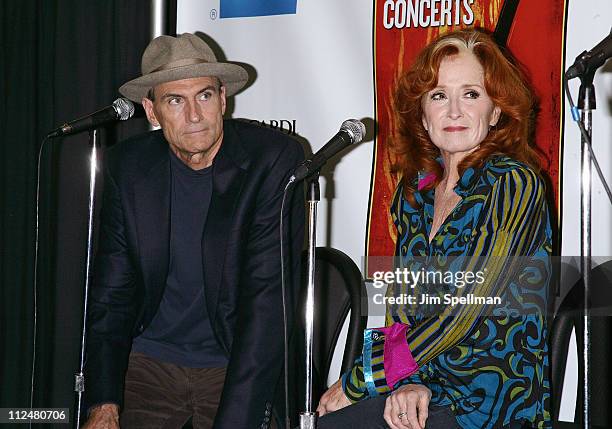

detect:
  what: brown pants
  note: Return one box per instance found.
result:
[120,352,226,429]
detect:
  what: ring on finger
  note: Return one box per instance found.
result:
[398,412,407,419]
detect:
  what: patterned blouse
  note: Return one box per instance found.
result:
[343,156,552,429]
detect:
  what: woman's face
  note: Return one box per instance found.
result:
[421,51,501,158]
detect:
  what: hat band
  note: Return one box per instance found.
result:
[151,58,211,73]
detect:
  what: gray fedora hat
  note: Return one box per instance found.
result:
[119,33,249,103]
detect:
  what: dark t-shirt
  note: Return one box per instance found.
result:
[131,149,228,368]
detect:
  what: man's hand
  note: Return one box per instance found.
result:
[383,384,431,429]
[82,403,120,429]
[316,379,351,416]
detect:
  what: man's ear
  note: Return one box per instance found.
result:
[142,97,160,127]
[220,86,227,116]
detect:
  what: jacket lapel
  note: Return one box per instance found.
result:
[134,132,171,316]
[203,121,250,330]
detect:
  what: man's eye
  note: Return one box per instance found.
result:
[198,92,212,101]
[168,97,182,105]
[465,90,480,99]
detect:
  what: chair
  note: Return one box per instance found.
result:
[549,261,612,428]
[295,246,368,407]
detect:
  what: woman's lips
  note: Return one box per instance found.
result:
[443,126,468,132]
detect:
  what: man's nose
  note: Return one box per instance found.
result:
[186,100,203,123]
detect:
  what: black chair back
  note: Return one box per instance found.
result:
[550,261,612,428]
[296,246,368,403]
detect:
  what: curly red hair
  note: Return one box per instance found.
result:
[392,29,541,206]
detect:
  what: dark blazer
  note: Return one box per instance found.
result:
[85,119,304,429]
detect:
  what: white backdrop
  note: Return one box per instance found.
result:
[563,2,612,258]
[178,0,375,270]
[177,0,612,420]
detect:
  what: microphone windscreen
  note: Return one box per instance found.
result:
[113,98,135,120]
[341,119,366,143]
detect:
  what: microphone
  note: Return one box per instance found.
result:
[566,29,612,80]
[291,119,366,182]
[47,98,135,138]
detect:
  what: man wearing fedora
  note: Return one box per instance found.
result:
[83,33,304,429]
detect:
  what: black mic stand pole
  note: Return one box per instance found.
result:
[577,71,595,429]
[299,174,320,429]
[74,129,100,428]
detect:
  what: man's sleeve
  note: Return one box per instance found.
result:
[84,162,139,410]
[213,139,304,429]
[343,167,551,401]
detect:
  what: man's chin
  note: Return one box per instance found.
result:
[181,132,212,146]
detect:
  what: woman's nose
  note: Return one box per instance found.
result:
[447,97,463,119]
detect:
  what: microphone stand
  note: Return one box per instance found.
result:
[74,129,100,428]
[577,71,595,429]
[299,174,320,429]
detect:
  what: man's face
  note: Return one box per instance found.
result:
[142,76,226,170]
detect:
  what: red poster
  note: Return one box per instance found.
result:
[366,0,566,276]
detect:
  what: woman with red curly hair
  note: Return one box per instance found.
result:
[317,30,552,429]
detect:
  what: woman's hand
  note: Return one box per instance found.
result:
[316,379,351,416]
[383,384,431,429]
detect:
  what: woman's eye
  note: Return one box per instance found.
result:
[431,92,446,101]
[465,90,480,99]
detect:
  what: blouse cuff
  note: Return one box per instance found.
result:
[363,322,419,393]
[341,356,368,403]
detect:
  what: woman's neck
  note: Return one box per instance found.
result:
[438,152,465,192]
